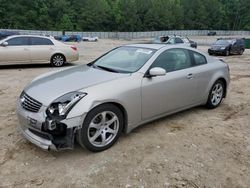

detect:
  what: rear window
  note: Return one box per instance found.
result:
[192,51,207,66]
[237,39,244,45]
[182,37,190,43]
[30,37,54,45]
[175,38,184,44]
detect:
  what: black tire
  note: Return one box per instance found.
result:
[77,104,124,152]
[51,54,66,67]
[239,49,244,55]
[206,80,225,109]
[225,49,230,56]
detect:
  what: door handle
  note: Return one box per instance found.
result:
[186,73,194,79]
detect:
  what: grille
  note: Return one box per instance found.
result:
[20,92,42,113]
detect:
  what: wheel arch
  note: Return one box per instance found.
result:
[217,77,227,98]
[205,73,229,104]
[90,102,128,133]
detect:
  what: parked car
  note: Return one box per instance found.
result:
[208,38,245,56]
[0,35,79,66]
[207,31,217,36]
[0,30,19,40]
[54,35,81,42]
[154,35,197,48]
[82,36,98,42]
[17,44,230,152]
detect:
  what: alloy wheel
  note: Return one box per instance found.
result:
[210,83,223,106]
[52,55,64,67]
[87,111,119,147]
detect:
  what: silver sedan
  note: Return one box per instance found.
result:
[16,44,230,152]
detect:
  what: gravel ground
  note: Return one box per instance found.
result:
[0,39,250,188]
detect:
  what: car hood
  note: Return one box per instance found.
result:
[24,65,129,106]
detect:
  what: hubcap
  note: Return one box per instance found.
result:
[87,111,119,147]
[211,83,223,106]
[53,55,64,66]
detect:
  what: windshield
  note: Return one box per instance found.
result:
[92,46,156,73]
[214,40,230,45]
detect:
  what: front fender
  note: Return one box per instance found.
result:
[65,73,143,131]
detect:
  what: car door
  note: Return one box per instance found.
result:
[188,50,210,103]
[29,37,55,62]
[230,39,238,54]
[141,48,197,120]
[0,37,30,64]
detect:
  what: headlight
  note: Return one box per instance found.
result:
[47,91,87,118]
[220,47,226,50]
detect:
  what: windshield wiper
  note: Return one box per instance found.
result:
[93,65,119,73]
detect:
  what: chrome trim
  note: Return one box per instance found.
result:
[20,92,42,113]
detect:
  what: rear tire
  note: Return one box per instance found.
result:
[77,104,124,152]
[51,54,65,67]
[239,49,244,55]
[206,80,225,109]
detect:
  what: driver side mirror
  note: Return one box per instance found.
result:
[147,67,166,77]
[1,42,8,47]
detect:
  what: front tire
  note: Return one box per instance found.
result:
[206,80,225,109]
[77,104,124,152]
[51,54,65,67]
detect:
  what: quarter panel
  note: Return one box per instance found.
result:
[199,60,230,103]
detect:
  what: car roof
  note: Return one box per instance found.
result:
[3,35,53,40]
[157,35,187,38]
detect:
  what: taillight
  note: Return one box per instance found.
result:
[71,46,77,51]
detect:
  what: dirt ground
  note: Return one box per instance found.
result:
[0,39,250,188]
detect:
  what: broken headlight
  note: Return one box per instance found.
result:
[46,91,87,118]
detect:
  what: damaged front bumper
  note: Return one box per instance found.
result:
[16,99,85,151]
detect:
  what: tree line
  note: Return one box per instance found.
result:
[0,0,250,31]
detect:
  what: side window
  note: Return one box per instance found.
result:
[151,49,192,72]
[175,38,184,44]
[167,38,175,44]
[192,51,207,66]
[6,37,29,46]
[30,37,54,45]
